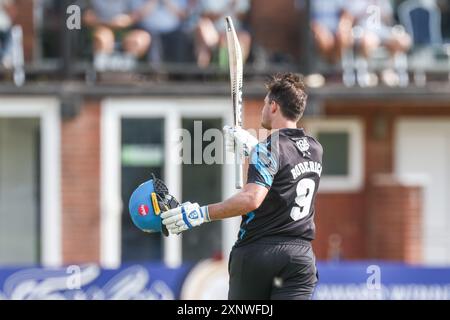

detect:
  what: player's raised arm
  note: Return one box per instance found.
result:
[161,182,269,235]
[161,126,276,235]
[209,183,269,220]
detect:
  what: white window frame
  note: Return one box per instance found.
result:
[101,98,237,269]
[304,118,364,192]
[0,97,61,266]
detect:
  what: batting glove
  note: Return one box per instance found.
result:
[223,125,259,157]
[161,202,210,235]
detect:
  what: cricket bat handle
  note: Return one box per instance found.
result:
[234,138,244,189]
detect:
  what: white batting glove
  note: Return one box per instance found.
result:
[161,202,210,235]
[223,125,259,157]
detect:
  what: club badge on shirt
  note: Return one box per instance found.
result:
[295,138,311,158]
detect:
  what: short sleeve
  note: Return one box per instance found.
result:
[247,141,280,189]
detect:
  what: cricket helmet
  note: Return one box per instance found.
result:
[128,175,179,236]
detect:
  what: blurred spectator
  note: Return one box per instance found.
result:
[83,0,151,70]
[310,0,354,64]
[195,0,251,68]
[346,0,412,86]
[131,0,191,64]
[437,0,450,40]
[183,0,202,33]
[0,0,16,67]
[180,0,202,62]
[346,0,411,58]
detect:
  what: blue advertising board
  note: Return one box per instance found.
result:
[1,261,450,300]
[314,262,450,300]
[0,263,192,300]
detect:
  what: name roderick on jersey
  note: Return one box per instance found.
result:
[234,128,323,247]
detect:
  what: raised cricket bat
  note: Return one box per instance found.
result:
[225,16,244,189]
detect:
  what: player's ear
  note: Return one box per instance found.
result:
[271,101,279,114]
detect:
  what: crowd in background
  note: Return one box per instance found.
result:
[311,0,412,63]
[82,0,252,71]
[1,0,450,84]
[309,0,413,86]
[304,0,450,86]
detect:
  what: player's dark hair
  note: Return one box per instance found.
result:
[265,73,308,121]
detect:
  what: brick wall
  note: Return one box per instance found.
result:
[15,0,34,62]
[314,193,366,260]
[368,175,422,263]
[61,100,101,264]
[320,102,450,261]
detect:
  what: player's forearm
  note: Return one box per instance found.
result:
[207,191,259,221]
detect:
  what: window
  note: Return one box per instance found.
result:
[0,118,41,265]
[304,118,364,192]
[181,117,223,262]
[0,98,61,267]
[318,132,349,176]
[121,118,165,262]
